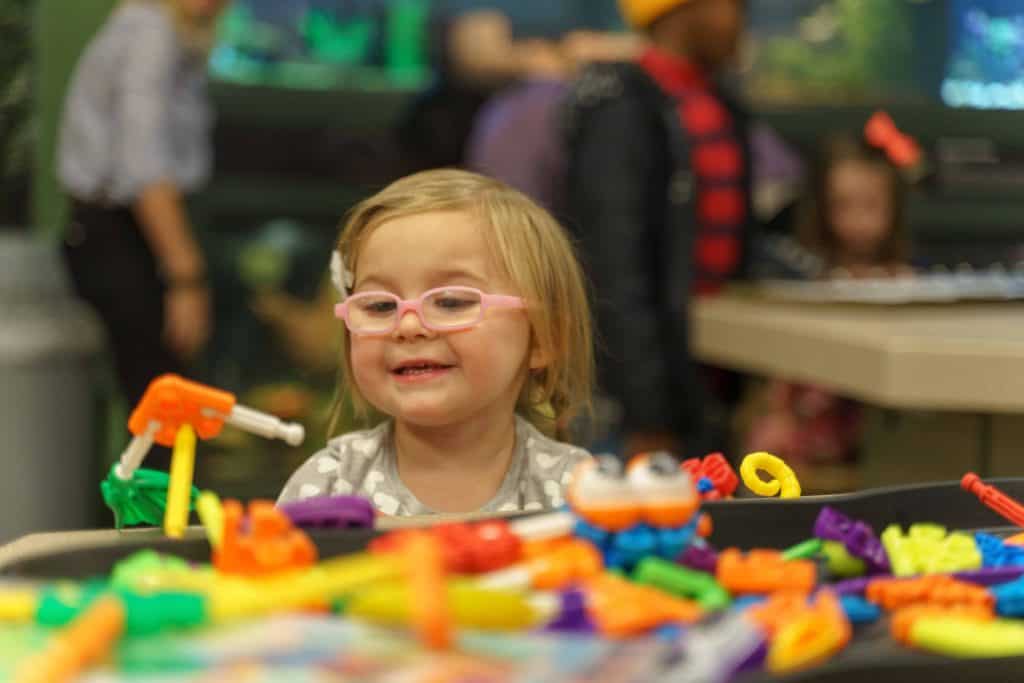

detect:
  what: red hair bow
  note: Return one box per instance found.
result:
[864,111,921,168]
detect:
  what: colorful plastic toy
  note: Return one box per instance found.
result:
[866,575,994,611]
[213,500,318,576]
[961,473,1024,528]
[279,495,376,530]
[740,452,801,499]
[568,453,705,570]
[103,375,305,531]
[716,549,816,595]
[881,524,981,576]
[813,507,891,573]
[680,453,739,500]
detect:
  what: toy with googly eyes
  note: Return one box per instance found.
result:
[567,452,710,570]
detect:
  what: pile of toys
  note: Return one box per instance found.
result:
[5,377,1024,681]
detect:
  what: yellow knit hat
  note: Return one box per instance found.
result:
[618,0,693,28]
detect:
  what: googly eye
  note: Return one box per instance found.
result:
[627,452,699,528]
[567,455,641,532]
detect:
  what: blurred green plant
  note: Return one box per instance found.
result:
[0,0,32,225]
[748,0,918,105]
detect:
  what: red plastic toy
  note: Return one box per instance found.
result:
[681,453,739,500]
[961,472,1024,528]
[371,520,522,574]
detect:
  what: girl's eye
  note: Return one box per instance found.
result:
[358,299,396,315]
[434,297,475,310]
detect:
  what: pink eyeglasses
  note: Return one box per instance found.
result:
[334,286,526,335]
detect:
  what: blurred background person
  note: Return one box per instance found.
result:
[400,0,640,171]
[565,0,754,458]
[59,0,226,408]
[740,112,919,490]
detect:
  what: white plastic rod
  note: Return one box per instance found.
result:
[214,405,305,446]
[114,420,161,480]
[509,511,575,543]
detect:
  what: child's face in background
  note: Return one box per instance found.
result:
[349,211,538,431]
[826,159,894,263]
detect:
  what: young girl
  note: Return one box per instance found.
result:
[278,170,595,516]
[742,112,918,487]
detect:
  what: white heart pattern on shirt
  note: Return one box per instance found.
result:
[561,469,575,485]
[317,457,340,475]
[348,438,378,457]
[543,480,564,508]
[534,452,560,470]
[332,479,354,495]
[523,501,544,512]
[497,502,519,513]
[298,484,321,500]
[363,470,386,494]
[373,493,400,515]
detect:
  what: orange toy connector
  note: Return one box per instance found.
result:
[891,604,994,645]
[214,500,318,576]
[404,532,452,650]
[129,374,236,447]
[583,573,703,638]
[14,596,125,683]
[717,549,816,595]
[866,575,995,611]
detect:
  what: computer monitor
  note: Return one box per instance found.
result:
[942,0,1024,109]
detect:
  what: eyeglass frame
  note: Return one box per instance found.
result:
[334,285,527,336]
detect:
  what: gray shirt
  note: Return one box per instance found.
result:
[58,3,213,204]
[278,416,592,516]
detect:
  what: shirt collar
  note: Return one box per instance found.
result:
[640,46,710,95]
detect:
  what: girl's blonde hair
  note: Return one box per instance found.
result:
[122,0,220,55]
[332,169,594,438]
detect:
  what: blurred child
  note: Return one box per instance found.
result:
[742,112,919,486]
[565,0,753,457]
[278,170,595,516]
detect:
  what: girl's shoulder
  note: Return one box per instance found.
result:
[517,418,592,476]
[325,421,391,462]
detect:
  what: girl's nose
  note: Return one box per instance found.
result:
[393,308,431,340]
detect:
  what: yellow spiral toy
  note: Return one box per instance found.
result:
[740,452,802,499]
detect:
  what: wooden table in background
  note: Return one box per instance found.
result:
[692,293,1024,479]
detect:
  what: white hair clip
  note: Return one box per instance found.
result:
[330,250,354,299]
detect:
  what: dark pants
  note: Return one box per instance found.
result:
[63,200,183,470]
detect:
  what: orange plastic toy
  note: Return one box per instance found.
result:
[747,591,811,636]
[717,549,816,595]
[866,575,995,611]
[890,604,994,645]
[214,500,318,576]
[766,590,851,674]
[583,573,703,638]
[128,375,237,447]
[14,596,125,683]
[524,539,604,590]
[404,532,452,650]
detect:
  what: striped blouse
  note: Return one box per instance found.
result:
[58,2,213,204]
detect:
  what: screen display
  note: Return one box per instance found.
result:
[942,0,1024,109]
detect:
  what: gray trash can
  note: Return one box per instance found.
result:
[0,232,105,542]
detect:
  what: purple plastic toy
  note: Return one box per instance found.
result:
[814,507,890,573]
[678,543,719,574]
[279,495,375,530]
[543,589,595,634]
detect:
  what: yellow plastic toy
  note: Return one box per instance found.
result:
[740,452,802,499]
[164,425,197,539]
[910,616,1024,658]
